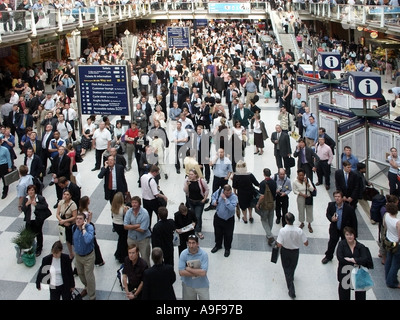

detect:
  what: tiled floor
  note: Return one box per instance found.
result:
[1,79,400,301]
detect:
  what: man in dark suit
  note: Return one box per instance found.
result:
[6,104,21,137]
[24,147,43,180]
[142,247,176,300]
[98,154,128,204]
[321,190,358,264]
[293,138,320,183]
[334,160,360,209]
[196,102,211,131]
[40,124,54,176]
[16,107,34,149]
[271,125,292,178]
[51,145,71,208]
[24,131,42,158]
[57,176,81,207]
[232,103,254,129]
[169,88,182,110]
[204,68,215,92]
[40,111,58,131]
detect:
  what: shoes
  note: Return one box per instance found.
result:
[243,218,248,224]
[126,167,131,171]
[268,237,275,246]
[224,249,230,257]
[206,180,210,184]
[299,222,304,229]
[204,205,215,211]
[80,289,87,298]
[164,174,168,180]
[35,250,42,257]
[276,218,281,224]
[196,232,204,240]
[53,201,59,209]
[211,246,221,253]
[249,217,254,223]
[96,261,105,267]
[73,267,78,276]
[49,181,54,186]
[1,194,6,199]
[176,169,181,174]
[259,151,264,155]
[325,185,330,190]
[254,151,259,154]
[321,257,331,264]
[308,223,313,233]
[91,167,99,171]
[288,291,296,299]
[370,219,376,225]
[315,182,321,186]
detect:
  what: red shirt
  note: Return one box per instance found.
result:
[125,127,139,144]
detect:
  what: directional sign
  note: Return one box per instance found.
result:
[337,117,366,135]
[369,118,400,132]
[347,72,381,99]
[317,52,342,71]
[78,65,130,115]
[208,2,250,14]
[166,27,190,49]
[319,103,355,118]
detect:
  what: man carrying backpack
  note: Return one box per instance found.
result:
[256,168,277,246]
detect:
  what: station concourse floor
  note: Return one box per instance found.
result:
[0,79,400,304]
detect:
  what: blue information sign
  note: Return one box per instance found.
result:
[208,2,250,14]
[317,52,342,71]
[166,27,190,49]
[347,72,382,99]
[369,118,400,132]
[78,65,130,115]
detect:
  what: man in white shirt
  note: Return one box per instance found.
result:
[56,114,73,143]
[41,93,55,111]
[172,121,189,174]
[9,89,19,105]
[91,121,112,171]
[62,103,77,141]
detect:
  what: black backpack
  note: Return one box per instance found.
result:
[370,194,386,223]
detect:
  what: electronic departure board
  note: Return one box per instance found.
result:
[166,27,190,48]
[77,65,130,115]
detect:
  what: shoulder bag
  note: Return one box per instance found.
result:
[148,177,167,207]
[271,243,279,263]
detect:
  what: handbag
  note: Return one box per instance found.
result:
[290,131,300,141]
[71,288,82,300]
[351,266,374,291]
[173,230,180,246]
[305,180,316,205]
[271,244,279,263]
[58,225,66,243]
[250,188,261,208]
[362,187,379,201]
[124,191,132,205]
[287,156,296,168]
[384,238,399,254]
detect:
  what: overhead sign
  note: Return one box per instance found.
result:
[317,52,341,71]
[337,117,366,135]
[166,27,190,49]
[208,2,250,14]
[319,103,355,118]
[77,65,130,115]
[347,72,381,99]
[369,118,400,132]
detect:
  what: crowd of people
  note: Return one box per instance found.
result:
[0,12,399,301]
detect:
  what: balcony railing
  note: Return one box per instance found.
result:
[0,1,399,43]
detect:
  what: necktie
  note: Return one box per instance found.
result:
[33,143,36,153]
[301,149,306,164]
[277,133,280,141]
[108,168,113,190]
[23,115,26,128]
[66,110,69,121]
[345,172,348,187]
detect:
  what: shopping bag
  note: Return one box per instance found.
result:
[173,230,180,246]
[271,244,279,263]
[351,266,374,291]
[290,131,300,141]
[58,225,66,243]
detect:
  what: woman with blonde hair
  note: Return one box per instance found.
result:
[232,160,260,223]
[111,191,129,263]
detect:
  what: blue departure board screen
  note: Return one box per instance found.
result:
[77,65,130,115]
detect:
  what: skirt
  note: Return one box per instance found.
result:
[81,136,92,150]
[254,132,264,149]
